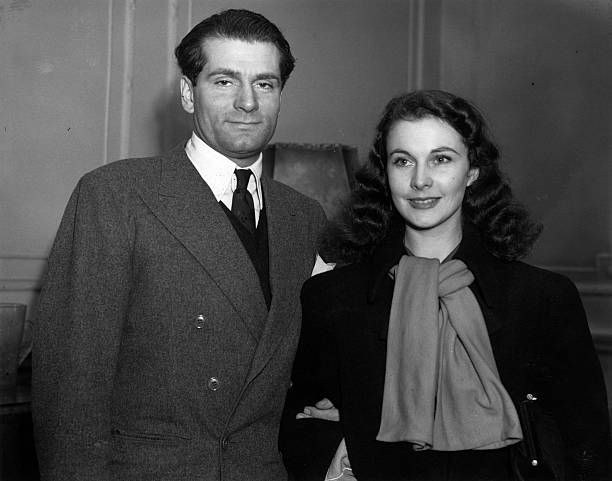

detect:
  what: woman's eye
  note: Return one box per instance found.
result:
[433,155,451,164]
[392,157,410,166]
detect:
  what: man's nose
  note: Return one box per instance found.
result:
[410,163,433,190]
[234,85,258,112]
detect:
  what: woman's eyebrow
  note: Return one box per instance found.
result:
[431,146,461,154]
[388,148,414,157]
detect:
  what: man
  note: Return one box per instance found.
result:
[32,9,326,481]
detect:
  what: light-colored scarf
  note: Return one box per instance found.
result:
[376,255,522,450]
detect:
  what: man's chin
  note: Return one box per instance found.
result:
[221,138,271,160]
[221,144,266,166]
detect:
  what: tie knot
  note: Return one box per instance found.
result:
[234,169,252,192]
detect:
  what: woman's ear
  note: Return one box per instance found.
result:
[467,167,479,187]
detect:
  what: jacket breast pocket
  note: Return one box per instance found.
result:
[111,427,191,446]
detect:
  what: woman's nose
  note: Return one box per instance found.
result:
[234,85,258,112]
[410,164,433,190]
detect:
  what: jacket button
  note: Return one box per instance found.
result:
[194,314,206,329]
[221,436,229,450]
[207,377,220,391]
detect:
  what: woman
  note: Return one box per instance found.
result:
[280,90,609,481]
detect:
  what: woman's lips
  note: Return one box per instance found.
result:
[408,197,440,209]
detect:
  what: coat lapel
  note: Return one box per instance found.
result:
[245,177,303,384]
[137,150,268,339]
[454,223,503,337]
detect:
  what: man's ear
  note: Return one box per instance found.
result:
[180,76,195,114]
[467,167,479,187]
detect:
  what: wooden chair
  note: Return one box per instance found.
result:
[262,142,360,220]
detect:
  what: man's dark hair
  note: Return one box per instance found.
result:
[175,9,295,87]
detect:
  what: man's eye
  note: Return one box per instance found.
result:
[215,79,232,86]
[255,81,274,90]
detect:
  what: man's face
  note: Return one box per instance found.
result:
[180,38,282,167]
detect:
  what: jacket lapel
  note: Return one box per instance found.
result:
[454,223,503,337]
[137,150,268,339]
[245,177,302,384]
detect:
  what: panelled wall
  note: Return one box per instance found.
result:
[1,0,611,400]
[422,0,612,401]
[0,0,417,315]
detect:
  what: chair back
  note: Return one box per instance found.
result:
[262,143,359,220]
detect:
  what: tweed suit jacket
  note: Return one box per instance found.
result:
[281,221,610,481]
[32,148,326,481]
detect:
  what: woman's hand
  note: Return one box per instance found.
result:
[296,398,339,421]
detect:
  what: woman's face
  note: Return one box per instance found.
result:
[386,117,479,236]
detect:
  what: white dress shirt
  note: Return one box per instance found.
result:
[185,132,263,226]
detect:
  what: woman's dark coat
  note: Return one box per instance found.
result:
[281,223,609,481]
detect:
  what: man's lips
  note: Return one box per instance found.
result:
[227,120,261,125]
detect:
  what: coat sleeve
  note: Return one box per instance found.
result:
[280,276,343,481]
[32,172,133,481]
[546,274,610,480]
[311,200,328,263]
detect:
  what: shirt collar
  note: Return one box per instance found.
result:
[184,132,263,208]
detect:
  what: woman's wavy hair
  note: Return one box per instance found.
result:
[322,89,542,263]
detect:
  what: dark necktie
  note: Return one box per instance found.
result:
[232,169,255,234]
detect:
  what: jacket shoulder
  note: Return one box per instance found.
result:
[302,262,370,305]
[266,178,325,214]
[80,155,161,186]
[504,260,580,297]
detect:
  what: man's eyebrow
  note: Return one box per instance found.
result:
[206,69,280,83]
[207,68,239,78]
[252,72,281,83]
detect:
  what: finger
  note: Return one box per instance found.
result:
[314,398,334,409]
[296,409,339,421]
[304,406,340,422]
